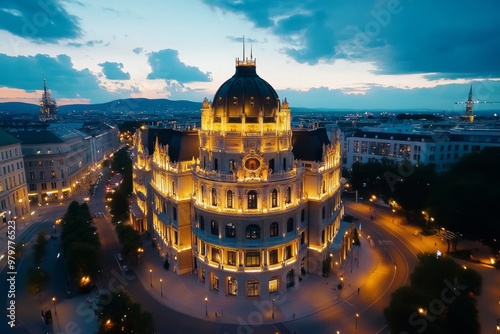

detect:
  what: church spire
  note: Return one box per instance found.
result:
[463,84,475,122]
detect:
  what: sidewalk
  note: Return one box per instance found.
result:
[133,233,381,325]
[40,293,99,334]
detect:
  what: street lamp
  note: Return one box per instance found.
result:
[272,298,275,319]
[355,313,359,330]
[422,211,434,230]
[392,209,395,224]
[137,248,143,266]
[160,278,163,297]
[205,297,208,316]
[340,276,344,288]
[149,269,152,287]
[52,297,57,315]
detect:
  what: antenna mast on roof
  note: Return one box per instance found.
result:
[242,35,245,60]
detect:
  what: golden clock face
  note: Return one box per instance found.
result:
[245,158,260,171]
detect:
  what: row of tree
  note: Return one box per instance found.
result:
[108,147,133,225]
[27,231,49,297]
[108,147,142,257]
[94,146,154,332]
[346,147,500,247]
[60,201,101,292]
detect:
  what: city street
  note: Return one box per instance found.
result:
[2,179,498,333]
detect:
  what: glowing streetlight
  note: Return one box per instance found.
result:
[205,297,208,316]
[160,278,163,297]
[149,269,153,287]
[422,211,434,230]
[137,248,143,266]
[52,297,57,315]
[355,313,359,330]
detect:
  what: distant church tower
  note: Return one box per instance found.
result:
[39,79,58,122]
[462,85,475,122]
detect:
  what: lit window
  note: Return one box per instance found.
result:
[246,224,260,239]
[247,190,257,209]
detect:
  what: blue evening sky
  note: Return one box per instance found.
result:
[0,0,499,112]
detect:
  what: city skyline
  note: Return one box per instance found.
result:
[0,0,500,111]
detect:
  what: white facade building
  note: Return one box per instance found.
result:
[0,130,30,223]
[345,124,500,173]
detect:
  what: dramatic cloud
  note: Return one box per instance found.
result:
[147,49,212,84]
[0,53,117,102]
[132,47,143,54]
[0,0,81,42]
[204,0,500,77]
[98,61,130,80]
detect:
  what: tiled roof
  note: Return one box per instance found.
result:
[0,129,21,147]
[292,127,331,162]
[6,128,86,144]
[146,128,199,162]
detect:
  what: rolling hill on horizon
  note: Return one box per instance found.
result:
[0,98,488,116]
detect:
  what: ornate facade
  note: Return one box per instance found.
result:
[132,55,344,298]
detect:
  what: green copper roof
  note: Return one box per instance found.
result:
[0,129,21,147]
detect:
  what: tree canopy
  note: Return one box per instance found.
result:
[60,201,101,289]
[384,253,482,334]
[96,289,154,334]
[427,147,500,245]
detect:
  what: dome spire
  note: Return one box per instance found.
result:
[236,35,256,67]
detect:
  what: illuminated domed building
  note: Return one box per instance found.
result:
[131,53,347,298]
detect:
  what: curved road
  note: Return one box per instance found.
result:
[1,175,419,334]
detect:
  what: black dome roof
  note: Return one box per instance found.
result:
[212,61,280,123]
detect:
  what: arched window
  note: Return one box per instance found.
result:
[322,206,325,219]
[286,186,292,204]
[271,189,278,208]
[246,279,259,296]
[269,276,278,293]
[211,188,217,206]
[270,222,279,237]
[214,158,218,171]
[247,190,257,209]
[301,209,305,222]
[246,224,260,239]
[283,157,287,171]
[199,216,205,230]
[287,218,294,232]
[201,185,205,203]
[211,220,219,235]
[226,190,233,208]
[269,159,275,172]
[228,278,238,296]
[225,223,236,238]
[173,207,177,221]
